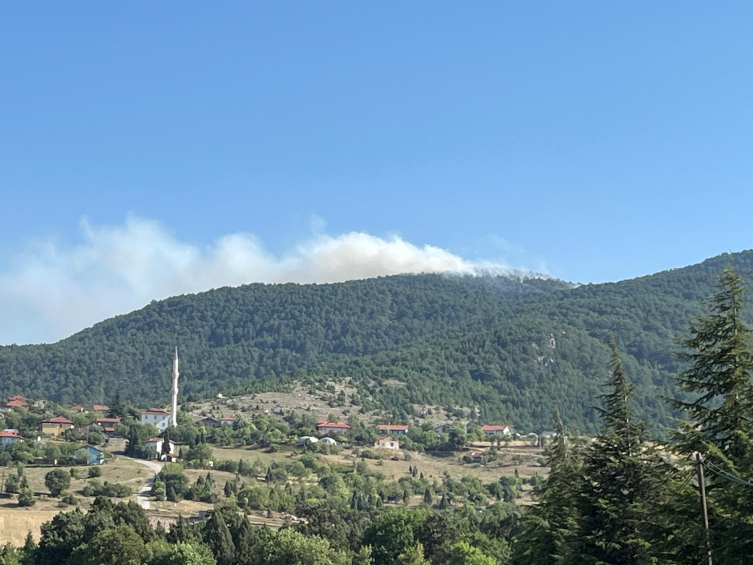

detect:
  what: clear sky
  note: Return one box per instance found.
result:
[2,3,753,344]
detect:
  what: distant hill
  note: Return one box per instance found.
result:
[2,250,753,432]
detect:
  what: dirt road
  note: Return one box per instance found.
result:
[133,459,163,510]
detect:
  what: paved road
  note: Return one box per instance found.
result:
[134,459,163,510]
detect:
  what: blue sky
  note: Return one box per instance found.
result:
[2,3,753,343]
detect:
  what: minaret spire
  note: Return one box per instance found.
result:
[171,347,179,428]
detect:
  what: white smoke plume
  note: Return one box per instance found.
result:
[0,216,520,345]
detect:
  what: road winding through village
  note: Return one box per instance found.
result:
[133,459,163,510]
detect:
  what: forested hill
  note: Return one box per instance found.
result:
[0,275,568,405]
[2,250,753,432]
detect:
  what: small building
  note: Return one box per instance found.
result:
[377,424,409,435]
[93,404,109,412]
[144,438,178,460]
[0,430,23,447]
[316,421,351,435]
[95,418,121,437]
[141,409,172,433]
[33,398,49,409]
[220,415,236,426]
[320,437,337,446]
[200,416,220,429]
[375,436,400,450]
[74,445,105,465]
[69,405,87,413]
[464,451,484,463]
[42,416,75,437]
[481,425,510,437]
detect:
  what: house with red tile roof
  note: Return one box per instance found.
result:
[42,416,75,437]
[94,417,121,437]
[93,404,109,412]
[220,415,237,426]
[0,430,23,447]
[316,421,351,435]
[481,425,510,437]
[69,405,87,413]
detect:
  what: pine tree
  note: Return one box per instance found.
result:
[423,487,432,505]
[206,510,235,565]
[573,341,671,565]
[671,264,753,562]
[512,407,580,564]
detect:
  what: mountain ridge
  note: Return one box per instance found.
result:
[2,249,751,432]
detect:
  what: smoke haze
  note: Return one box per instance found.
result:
[0,216,523,345]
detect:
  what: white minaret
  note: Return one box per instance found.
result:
[171,347,179,428]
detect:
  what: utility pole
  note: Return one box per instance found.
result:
[695,452,713,565]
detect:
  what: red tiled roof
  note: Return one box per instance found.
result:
[377,424,408,431]
[481,425,509,431]
[317,421,351,429]
[143,409,169,415]
[0,431,22,439]
[70,405,86,411]
[96,418,120,424]
[7,400,29,407]
[93,405,109,411]
[221,415,236,421]
[44,416,74,425]
[9,395,28,401]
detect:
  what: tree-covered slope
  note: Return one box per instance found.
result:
[0,275,566,405]
[2,249,753,431]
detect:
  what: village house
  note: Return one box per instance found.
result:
[464,451,484,463]
[144,438,178,460]
[141,409,172,433]
[374,436,400,450]
[92,404,109,412]
[481,424,510,437]
[42,416,75,437]
[3,399,29,411]
[377,424,408,435]
[220,415,236,426]
[94,417,121,437]
[200,416,220,429]
[0,430,23,447]
[69,405,87,413]
[316,420,351,435]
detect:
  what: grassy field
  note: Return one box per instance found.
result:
[0,457,149,545]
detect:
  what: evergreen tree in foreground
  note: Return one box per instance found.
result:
[511,407,580,564]
[573,341,672,565]
[672,264,753,563]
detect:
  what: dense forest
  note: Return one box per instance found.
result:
[3,250,753,431]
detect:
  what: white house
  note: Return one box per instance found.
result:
[141,409,172,433]
[144,437,178,459]
[481,425,510,437]
[374,436,400,450]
